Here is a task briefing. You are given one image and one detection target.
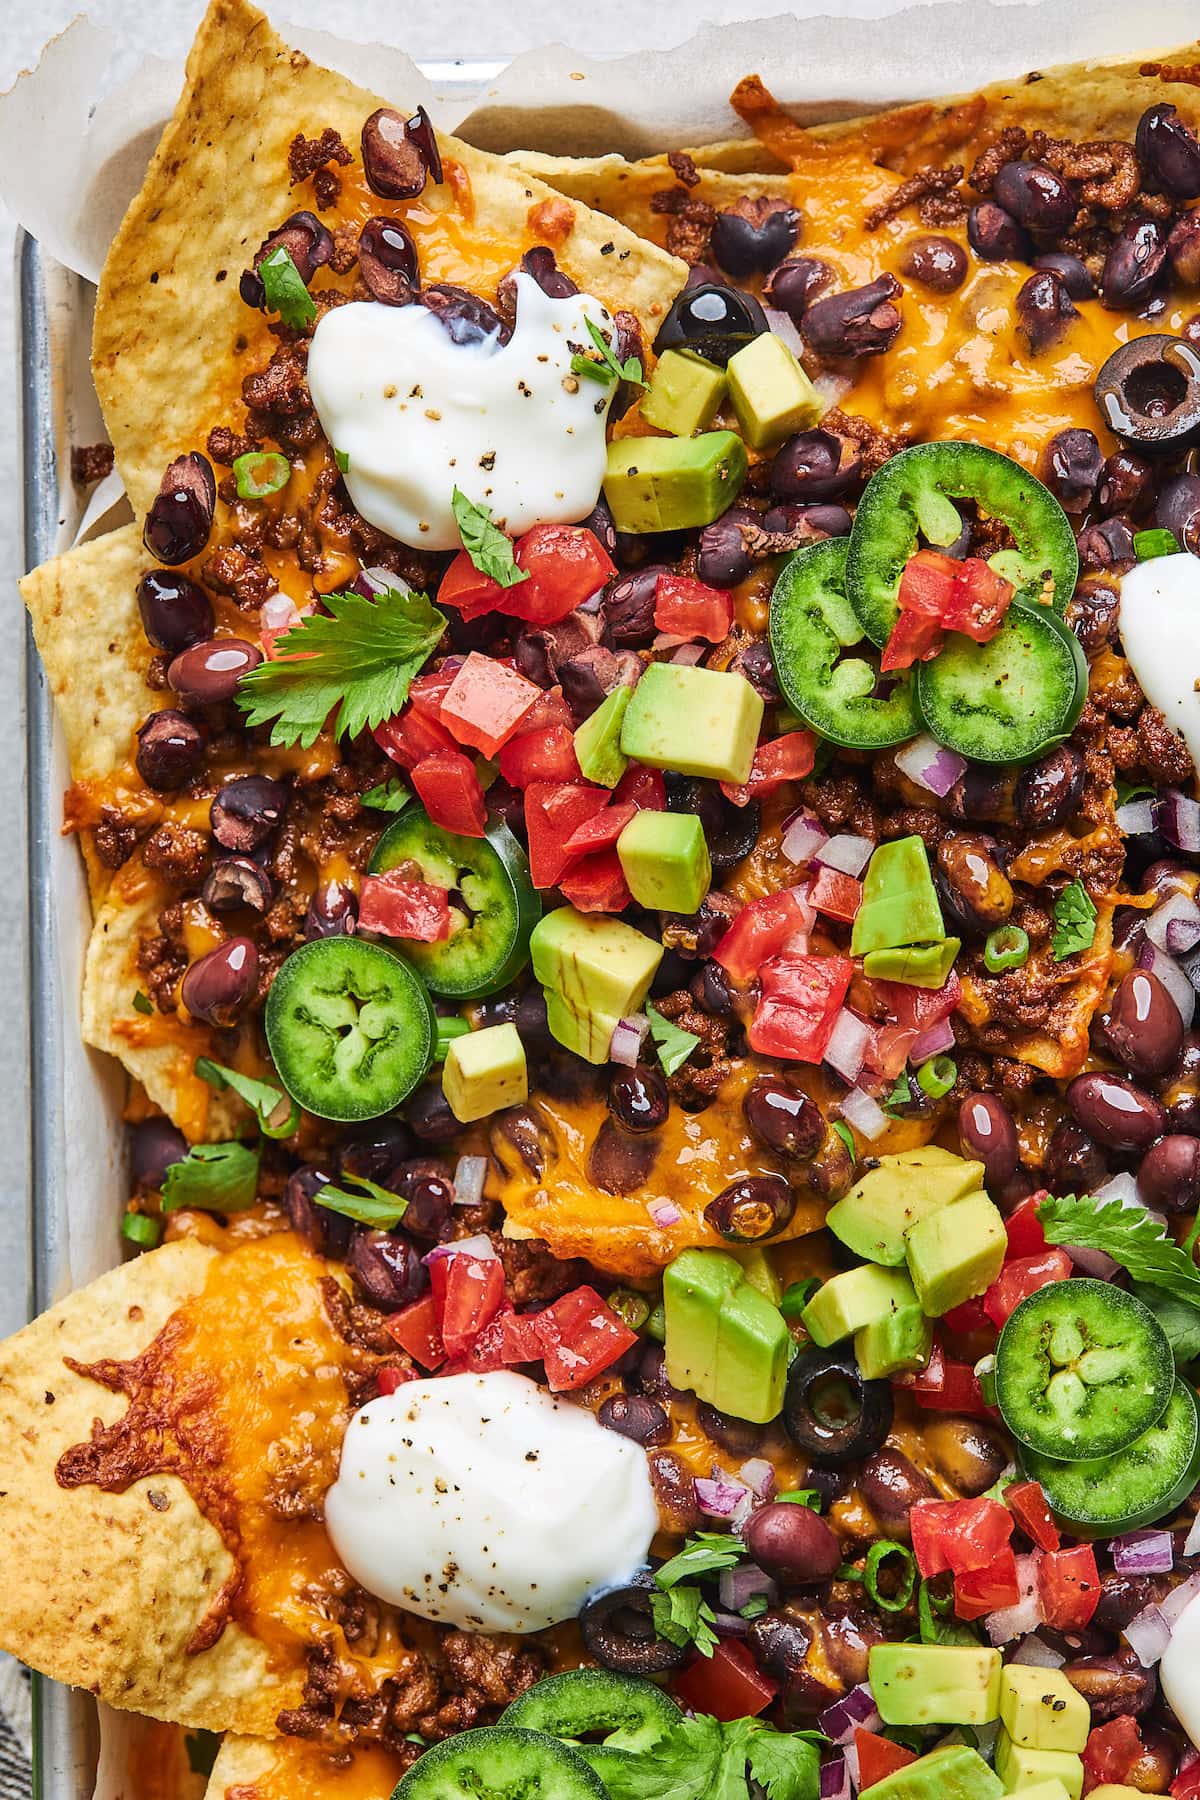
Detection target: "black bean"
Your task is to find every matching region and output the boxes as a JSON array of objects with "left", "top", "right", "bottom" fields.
[
  {"left": 1033, "top": 252, "right": 1095, "bottom": 300},
  {"left": 135, "top": 709, "right": 206, "bottom": 791},
  {"left": 519, "top": 245, "right": 578, "bottom": 299},
  {"left": 607, "top": 1065, "right": 670, "bottom": 1133},
  {"left": 1168, "top": 211, "right": 1200, "bottom": 286},
  {"left": 403, "top": 1080, "right": 460, "bottom": 1143},
  {"left": 705, "top": 1174, "right": 796, "bottom": 1242},
  {"left": 1094, "top": 1569, "right": 1170, "bottom": 1633},
  {"left": 202, "top": 856, "right": 274, "bottom": 915},
  {"left": 1015, "top": 270, "right": 1078, "bottom": 353},
  {"left": 1101, "top": 218, "right": 1168, "bottom": 311},
  {"left": 1066, "top": 578, "right": 1120, "bottom": 657},
  {"left": 967, "top": 201, "right": 1028, "bottom": 262},
  {"left": 743, "top": 1075, "right": 825, "bottom": 1160},
  {"left": 1158, "top": 472, "right": 1200, "bottom": 553},
  {"left": 1013, "top": 746, "right": 1085, "bottom": 831},
  {"left": 1066, "top": 1071, "right": 1166, "bottom": 1152},
  {"left": 129, "top": 1117, "right": 188, "bottom": 1189},
  {"left": 1062, "top": 1651, "right": 1156, "bottom": 1721},
  {"left": 993, "top": 160, "right": 1077, "bottom": 234},
  {"left": 697, "top": 510, "right": 754, "bottom": 588},
  {"left": 209, "top": 774, "right": 287, "bottom": 854},
  {"left": 392, "top": 1160, "right": 455, "bottom": 1242},
  {"left": 732, "top": 641, "right": 779, "bottom": 702},
  {"left": 693, "top": 960, "right": 736, "bottom": 1018},
  {"left": 1045, "top": 1118, "right": 1109, "bottom": 1195},
  {"left": 239, "top": 210, "right": 333, "bottom": 309},
  {"left": 419, "top": 283, "right": 510, "bottom": 348},
  {"left": 763, "top": 257, "right": 834, "bottom": 319},
  {"left": 339, "top": 1118, "right": 415, "bottom": 1189},
  {"left": 695, "top": 1401, "right": 764, "bottom": 1455},
  {"left": 588, "top": 1119, "right": 659, "bottom": 1195},
  {"left": 958, "top": 1092, "right": 1019, "bottom": 1190},
  {"left": 136, "top": 570, "right": 214, "bottom": 654},
  {"left": 1076, "top": 516, "right": 1136, "bottom": 571},
  {"left": 180, "top": 937, "right": 259, "bottom": 1028},
  {"left": 305, "top": 877, "right": 357, "bottom": 939},
  {"left": 923, "top": 1415, "right": 1009, "bottom": 1495},
  {"left": 1136, "top": 104, "right": 1200, "bottom": 199},
  {"left": 361, "top": 107, "right": 435, "bottom": 199},
  {"left": 1098, "top": 449, "right": 1155, "bottom": 518},
  {"left": 801, "top": 275, "right": 902, "bottom": 358},
  {"left": 144, "top": 452, "right": 216, "bottom": 566},
  {"left": 1042, "top": 428, "right": 1104, "bottom": 512},
  {"left": 357, "top": 216, "right": 419, "bottom": 304},
  {"left": 647, "top": 1450, "right": 704, "bottom": 1535},
  {"left": 743, "top": 1502, "right": 841, "bottom": 1584},
  {"left": 168, "top": 637, "right": 263, "bottom": 704},
  {"left": 936, "top": 832, "right": 1013, "bottom": 932},
  {"left": 347, "top": 1228, "right": 427, "bottom": 1309},
  {"left": 747, "top": 1613, "right": 812, "bottom": 1688},
  {"left": 601, "top": 565, "right": 666, "bottom": 648},
  {"left": 598, "top": 1394, "right": 670, "bottom": 1446},
  {"left": 284, "top": 1162, "right": 351, "bottom": 1257},
  {"left": 1137, "top": 1134, "right": 1200, "bottom": 1213},
  {"left": 771, "top": 430, "right": 861, "bottom": 502},
  {"left": 900, "top": 235, "right": 968, "bottom": 292},
  {"left": 711, "top": 203, "right": 801, "bottom": 280},
  {"left": 1103, "top": 969, "right": 1184, "bottom": 1079},
  {"left": 859, "top": 1448, "right": 936, "bottom": 1536}
]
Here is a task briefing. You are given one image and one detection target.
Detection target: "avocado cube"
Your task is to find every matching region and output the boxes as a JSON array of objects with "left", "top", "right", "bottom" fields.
[
  {"left": 442, "top": 1022, "right": 527, "bottom": 1123},
  {"left": 603, "top": 431, "right": 748, "bottom": 534},
  {"left": 641, "top": 349, "right": 728, "bottom": 437},
  {"left": 863, "top": 939, "right": 962, "bottom": 989},
  {"left": 870, "top": 1644, "right": 1002, "bottom": 1727},
  {"left": 732, "top": 1245, "right": 783, "bottom": 1305},
  {"left": 905, "top": 1189, "right": 1007, "bottom": 1317},
  {"left": 855, "top": 1302, "right": 933, "bottom": 1380},
  {"left": 858, "top": 1747, "right": 1003, "bottom": 1800},
  {"left": 825, "top": 1148, "right": 987, "bottom": 1266},
  {"left": 712, "top": 1280, "right": 790, "bottom": 1423},
  {"left": 802, "top": 1264, "right": 920, "bottom": 1347},
  {"left": 663, "top": 1248, "right": 744, "bottom": 1396},
  {"left": 999, "top": 1668, "right": 1090, "bottom": 1753},
  {"left": 617, "top": 809, "right": 711, "bottom": 914},
  {"left": 851, "top": 835, "right": 946, "bottom": 957},
  {"left": 726, "top": 331, "right": 823, "bottom": 449},
  {"left": 620, "top": 662, "right": 764, "bottom": 785},
  {"left": 1084, "top": 1791, "right": 1145, "bottom": 1800},
  {"left": 995, "top": 1734, "right": 1083, "bottom": 1800},
  {"left": 1000, "top": 1786, "right": 1071, "bottom": 1800},
  {"left": 574, "top": 686, "right": 631, "bottom": 788},
  {"left": 531, "top": 907, "right": 663, "bottom": 1066}
]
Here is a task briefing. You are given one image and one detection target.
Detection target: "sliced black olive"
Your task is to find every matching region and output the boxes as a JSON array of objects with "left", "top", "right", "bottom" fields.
[
  {"left": 783, "top": 1345, "right": 894, "bottom": 1467},
  {"left": 1094, "top": 335, "right": 1200, "bottom": 455},
  {"left": 578, "top": 1579, "right": 689, "bottom": 1675},
  {"left": 666, "top": 775, "right": 759, "bottom": 874},
  {"left": 654, "top": 283, "right": 768, "bottom": 367}
]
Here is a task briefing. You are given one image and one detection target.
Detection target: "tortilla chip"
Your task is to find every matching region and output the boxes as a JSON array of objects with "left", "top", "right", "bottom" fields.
[
  {"left": 206, "top": 1735, "right": 406, "bottom": 1800},
  {"left": 506, "top": 149, "right": 792, "bottom": 243},
  {"left": 92, "top": 0, "right": 686, "bottom": 517}
]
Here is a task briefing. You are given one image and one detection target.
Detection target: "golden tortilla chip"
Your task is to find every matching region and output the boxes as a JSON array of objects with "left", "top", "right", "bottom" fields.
[
  {"left": 507, "top": 149, "right": 792, "bottom": 244},
  {"left": 92, "top": 0, "right": 686, "bottom": 517},
  {"left": 206, "top": 1734, "right": 406, "bottom": 1800}
]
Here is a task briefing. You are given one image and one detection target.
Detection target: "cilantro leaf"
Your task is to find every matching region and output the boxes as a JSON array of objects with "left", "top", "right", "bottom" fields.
[
  {"left": 745, "top": 1726, "right": 822, "bottom": 1800},
  {"left": 1115, "top": 778, "right": 1155, "bottom": 809},
  {"left": 361, "top": 777, "right": 410, "bottom": 812},
  {"left": 315, "top": 1173, "right": 409, "bottom": 1228},
  {"left": 570, "top": 314, "right": 647, "bottom": 390},
  {"left": 654, "top": 1530, "right": 742, "bottom": 1588},
  {"left": 1132, "top": 1282, "right": 1200, "bottom": 1365},
  {"left": 258, "top": 246, "right": 316, "bottom": 331},
  {"left": 1051, "top": 879, "right": 1097, "bottom": 961},
  {"left": 334, "top": 448, "right": 350, "bottom": 472},
  {"left": 195, "top": 1056, "right": 299, "bottom": 1138},
  {"left": 598, "top": 1714, "right": 726, "bottom": 1800},
  {"left": 918, "top": 1577, "right": 980, "bottom": 1645},
  {"left": 451, "top": 488, "right": 530, "bottom": 589},
  {"left": 1038, "top": 1191, "right": 1200, "bottom": 1309},
  {"left": 646, "top": 1001, "right": 700, "bottom": 1077},
  {"left": 132, "top": 990, "right": 154, "bottom": 1016},
  {"left": 649, "top": 1584, "right": 719, "bottom": 1657},
  {"left": 161, "top": 1142, "right": 261, "bottom": 1214},
  {"left": 236, "top": 586, "right": 445, "bottom": 749}
]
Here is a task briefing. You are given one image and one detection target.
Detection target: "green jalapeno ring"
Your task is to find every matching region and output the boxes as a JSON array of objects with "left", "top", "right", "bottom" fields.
[{"left": 984, "top": 925, "right": 1031, "bottom": 973}]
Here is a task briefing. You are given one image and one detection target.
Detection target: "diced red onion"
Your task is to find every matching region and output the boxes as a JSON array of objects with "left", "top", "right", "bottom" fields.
[
  {"left": 422, "top": 1234, "right": 497, "bottom": 1265},
  {"left": 739, "top": 1457, "right": 776, "bottom": 1499},
  {"left": 695, "top": 1473, "right": 750, "bottom": 1518},
  {"left": 826, "top": 1009, "right": 873, "bottom": 1084},
  {"left": 782, "top": 810, "right": 829, "bottom": 867},
  {"left": 764, "top": 305, "right": 807, "bottom": 361},
  {"left": 815, "top": 833, "right": 874, "bottom": 878},
  {"left": 1185, "top": 1513, "right": 1200, "bottom": 1558},
  {"left": 709, "top": 1609, "right": 751, "bottom": 1637},
  {"left": 818, "top": 1683, "right": 881, "bottom": 1747},
  {"left": 1147, "top": 893, "right": 1200, "bottom": 956},
  {"left": 577, "top": 586, "right": 605, "bottom": 615},
  {"left": 1116, "top": 798, "right": 1157, "bottom": 837},
  {"left": 894, "top": 732, "right": 968, "bottom": 798},
  {"left": 1156, "top": 789, "right": 1200, "bottom": 855},
  {"left": 261, "top": 592, "right": 300, "bottom": 632},
  {"left": 1138, "top": 940, "right": 1197, "bottom": 1027},
  {"left": 609, "top": 1014, "right": 649, "bottom": 1067},
  {"left": 1092, "top": 1172, "right": 1143, "bottom": 1209},
  {"left": 718, "top": 1562, "right": 779, "bottom": 1612},
  {"left": 843, "top": 1741, "right": 862, "bottom": 1791},
  {"left": 983, "top": 1552, "right": 1042, "bottom": 1645},
  {"left": 647, "top": 1197, "right": 683, "bottom": 1229},
  {"left": 909, "top": 1016, "right": 956, "bottom": 1063},
  {"left": 821, "top": 1754, "right": 851, "bottom": 1800},
  {"left": 653, "top": 630, "right": 694, "bottom": 652},
  {"left": 1125, "top": 1602, "right": 1171, "bottom": 1667},
  {"left": 1010, "top": 1632, "right": 1065, "bottom": 1668},
  {"left": 452, "top": 1155, "right": 488, "bottom": 1209},
  {"left": 839, "top": 1086, "right": 888, "bottom": 1141},
  {"left": 670, "top": 642, "right": 707, "bottom": 666},
  {"left": 813, "top": 371, "right": 853, "bottom": 412},
  {"left": 1112, "top": 1530, "right": 1175, "bottom": 1575},
  {"left": 1064, "top": 1244, "right": 1120, "bottom": 1279},
  {"left": 359, "top": 564, "right": 412, "bottom": 598},
  {"left": 1160, "top": 1570, "right": 1200, "bottom": 1627}
]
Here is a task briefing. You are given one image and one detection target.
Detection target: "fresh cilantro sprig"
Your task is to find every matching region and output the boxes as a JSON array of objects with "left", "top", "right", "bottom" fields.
[
  {"left": 315, "top": 1172, "right": 409, "bottom": 1228},
  {"left": 646, "top": 1001, "right": 700, "bottom": 1077},
  {"left": 361, "top": 777, "right": 410, "bottom": 812},
  {"left": 1038, "top": 1191, "right": 1200, "bottom": 1309},
  {"left": 161, "top": 1142, "right": 261, "bottom": 1214},
  {"left": 1051, "top": 880, "right": 1097, "bottom": 961},
  {"left": 570, "top": 315, "right": 646, "bottom": 390},
  {"left": 195, "top": 1056, "right": 299, "bottom": 1139},
  {"left": 655, "top": 1531, "right": 743, "bottom": 1588},
  {"left": 599, "top": 1711, "right": 822, "bottom": 1800},
  {"left": 650, "top": 1584, "right": 719, "bottom": 1658},
  {"left": 451, "top": 488, "right": 529, "bottom": 589},
  {"left": 258, "top": 246, "right": 316, "bottom": 331},
  {"left": 236, "top": 585, "right": 445, "bottom": 749}
]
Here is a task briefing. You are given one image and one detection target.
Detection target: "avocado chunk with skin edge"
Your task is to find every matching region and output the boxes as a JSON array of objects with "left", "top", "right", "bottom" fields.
[
  {"left": 574, "top": 685, "right": 631, "bottom": 788},
  {"left": 851, "top": 834, "right": 946, "bottom": 957},
  {"left": 802, "top": 1263, "right": 921, "bottom": 1347},
  {"left": 663, "top": 1247, "right": 790, "bottom": 1424}
]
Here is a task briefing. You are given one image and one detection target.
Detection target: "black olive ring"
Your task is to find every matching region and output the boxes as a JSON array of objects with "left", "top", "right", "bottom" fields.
[
  {"left": 782, "top": 1344, "right": 894, "bottom": 1467},
  {"left": 578, "top": 1578, "right": 689, "bottom": 1675}
]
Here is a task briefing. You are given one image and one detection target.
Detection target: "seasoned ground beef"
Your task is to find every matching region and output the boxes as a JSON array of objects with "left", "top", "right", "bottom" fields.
[
  {"left": 865, "top": 164, "right": 964, "bottom": 229},
  {"left": 649, "top": 187, "right": 718, "bottom": 263},
  {"left": 141, "top": 823, "right": 209, "bottom": 884}
]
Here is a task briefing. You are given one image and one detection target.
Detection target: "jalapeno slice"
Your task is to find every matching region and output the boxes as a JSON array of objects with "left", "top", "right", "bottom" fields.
[
  {"left": 768, "top": 537, "right": 921, "bottom": 749},
  {"left": 847, "top": 441, "right": 1078, "bottom": 646},
  {"left": 502, "top": 1670, "right": 683, "bottom": 1752},
  {"left": 368, "top": 805, "right": 540, "bottom": 999},
  {"left": 394, "top": 1726, "right": 607, "bottom": 1800},
  {"left": 996, "top": 1278, "right": 1174, "bottom": 1460},
  {"left": 1024, "top": 1377, "right": 1200, "bottom": 1536},
  {"left": 264, "top": 936, "right": 434, "bottom": 1123},
  {"left": 916, "top": 599, "right": 1087, "bottom": 765}
]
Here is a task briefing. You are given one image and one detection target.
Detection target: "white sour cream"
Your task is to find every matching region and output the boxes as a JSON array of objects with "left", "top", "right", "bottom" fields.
[
  {"left": 1161, "top": 1588, "right": 1200, "bottom": 1745},
  {"left": 1117, "top": 552, "right": 1200, "bottom": 770},
  {"left": 324, "top": 1370, "right": 657, "bottom": 1633},
  {"left": 306, "top": 273, "right": 615, "bottom": 550}
]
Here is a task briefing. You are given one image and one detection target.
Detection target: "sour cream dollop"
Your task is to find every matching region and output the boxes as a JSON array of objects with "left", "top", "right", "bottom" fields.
[
  {"left": 324, "top": 1370, "right": 657, "bottom": 1633},
  {"left": 306, "top": 273, "right": 615, "bottom": 550},
  {"left": 1161, "top": 1587, "right": 1200, "bottom": 1744},
  {"left": 1117, "top": 552, "right": 1200, "bottom": 770}
]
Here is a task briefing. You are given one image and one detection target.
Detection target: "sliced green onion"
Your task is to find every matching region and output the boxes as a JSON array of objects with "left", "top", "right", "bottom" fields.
[
  {"left": 233, "top": 451, "right": 291, "bottom": 500},
  {"left": 315, "top": 1173, "right": 407, "bottom": 1228},
  {"left": 435, "top": 1016, "right": 471, "bottom": 1062},
  {"left": 832, "top": 1120, "right": 856, "bottom": 1161},
  {"left": 132, "top": 990, "right": 154, "bottom": 1016},
  {"left": 608, "top": 1288, "right": 652, "bottom": 1331},
  {"left": 916, "top": 1054, "right": 957, "bottom": 1100},
  {"left": 644, "top": 1300, "right": 667, "bottom": 1343},
  {"left": 780, "top": 1278, "right": 820, "bottom": 1321},
  {"left": 334, "top": 448, "right": 350, "bottom": 473},
  {"left": 122, "top": 1211, "right": 163, "bottom": 1248},
  {"left": 570, "top": 352, "right": 615, "bottom": 387},
  {"left": 777, "top": 1489, "right": 822, "bottom": 1509},
  {"left": 864, "top": 1540, "right": 917, "bottom": 1613},
  {"left": 983, "top": 924, "right": 1030, "bottom": 974},
  {"left": 1134, "top": 527, "right": 1180, "bottom": 562},
  {"left": 976, "top": 1353, "right": 998, "bottom": 1408}
]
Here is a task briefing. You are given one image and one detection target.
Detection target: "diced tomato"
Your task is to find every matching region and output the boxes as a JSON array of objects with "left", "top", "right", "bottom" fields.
[
  {"left": 809, "top": 865, "right": 863, "bottom": 924},
  {"left": 910, "top": 1496, "right": 1014, "bottom": 1578},
  {"left": 1038, "top": 1545, "right": 1100, "bottom": 1632},
  {"left": 562, "top": 801, "right": 638, "bottom": 857},
  {"left": 523, "top": 781, "right": 609, "bottom": 889},
  {"left": 613, "top": 764, "right": 666, "bottom": 811},
  {"left": 359, "top": 871, "right": 452, "bottom": 942},
  {"left": 374, "top": 708, "right": 457, "bottom": 771},
  {"left": 438, "top": 653, "right": 541, "bottom": 756},
  {"left": 383, "top": 1294, "right": 446, "bottom": 1370},
  {"left": 654, "top": 572, "right": 734, "bottom": 643},
  {"left": 462, "top": 1304, "right": 516, "bottom": 1373},
  {"left": 941, "top": 558, "right": 1015, "bottom": 642},
  {"left": 856, "top": 1731, "right": 918, "bottom": 1793},
  {"left": 438, "top": 549, "right": 507, "bottom": 621},
  {"left": 531, "top": 1287, "right": 639, "bottom": 1390},
  {"left": 941, "top": 1298, "right": 991, "bottom": 1336},
  {"left": 982, "top": 1249, "right": 1074, "bottom": 1329},
  {"left": 910, "top": 1350, "right": 990, "bottom": 1418},
  {"left": 496, "top": 1310, "right": 547, "bottom": 1366},
  {"left": 375, "top": 1365, "right": 416, "bottom": 1395},
  {"left": 898, "top": 549, "right": 962, "bottom": 617},
  {"left": 560, "top": 851, "right": 633, "bottom": 914},
  {"left": 499, "top": 724, "right": 581, "bottom": 788},
  {"left": 954, "top": 1545, "right": 1020, "bottom": 1620},
  {"left": 881, "top": 606, "right": 945, "bottom": 672},
  {"left": 408, "top": 665, "right": 460, "bottom": 721},
  {"left": 713, "top": 887, "right": 814, "bottom": 983},
  {"left": 411, "top": 749, "right": 488, "bottom": 838},
  {"left": 504, "top": 525, "right": 615, "bottom": 626},
  {"left": 721, "top": 731, "right": 818, "bottom": 806},
  {"left": 1005, "top": 1481, "right": 1060, "bottom": 1554},
  {"left": 673, "top": 1639, "right": 777, "bottom": 1722},
  {"left": 749, "top": 954, "right": 854, "bottom": 1062},
  {"left": 1172, "top": 1749, "right": 1200, "bottom": 1800},
  {"left": 872, "top": 972, "right": 962, "bottom": 1033},
  {"left": 883, "top": 550, "right": 1014, "bottom": 669},
  {"left": 437, "top": 1254, "right": 507, "bottom": 1359},
  {"left": 1005, "top": 1192, "right": 1050, "bottom": 1259},
  {"left": 1084, "top": 1717, "right": 1144, "bottom": 1794}
]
